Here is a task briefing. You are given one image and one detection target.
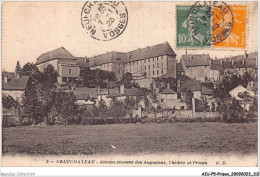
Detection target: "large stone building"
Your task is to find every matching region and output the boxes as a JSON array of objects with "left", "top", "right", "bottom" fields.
[
  {"left": 36, "top": 47, "right": 82, "bottom": 84},
  {"left": 180, "top": 54, "right": 211, "bottom": 82},
  {"left": 36, "top": 42, "right": 177, "bottom": 83},
  {"left": 85, "top": 41, "right": 177, "bottom": 80}
]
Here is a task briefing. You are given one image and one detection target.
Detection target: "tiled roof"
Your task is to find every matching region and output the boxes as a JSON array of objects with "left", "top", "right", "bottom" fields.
[
  {"left": 122, "top": 87, "right": 144, "bottom": 96},
  {"left": 201, "top": 86, "right": 213, "bottom": 95},
  {"left": 74, "top": 87, "right": 98, "bottom": 100},
  {"left": 75, "top": 57, "right": 89, "bottom": 68},
  {"left": 2, "top": 76, "right": 30, "bottom": 90},
  {"left": 74, "top": 87, "right": 110, "bottom": 100},
  {"left": 160, "top": 88, "right": 176, "bottom": 94},
  {"left": 219, "top": 52, "right": 257, "bottom": 69},
  {"left": 36, "top": 47, "right": 76, "bottom": 65},
  {"left": 87, "top": 42, "right": 176, "bottom": 67},
  {"left": 88, "top": 52, "right": 125, "bottom": 67},
  {"left": 125, "top": 42, "right": 176, "bottom": 63},
  {"left": 210, "top": 64, "right": 224, "bottom": 74},
  {"left": 107, "top": 88, "right": 121, "bottom": 98},
  {"left": 180, "top": 80, "right": 201, "bottom": 92},
  {"left": 176, "top": 63, "right": 184, "bottom": 72},
  {"left": 181, "top": 54, "right": 210, "bottom": 67}
]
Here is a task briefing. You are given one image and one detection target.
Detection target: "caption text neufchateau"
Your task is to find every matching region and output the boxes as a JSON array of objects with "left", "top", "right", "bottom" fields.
[{"left": 54, "top": 159, "right": 207, "bottom": 165}]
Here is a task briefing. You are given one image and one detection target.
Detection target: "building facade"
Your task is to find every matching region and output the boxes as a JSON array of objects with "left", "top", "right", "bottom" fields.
[{"left": 36, "top": 47, "right": 80, "bottom": 84}]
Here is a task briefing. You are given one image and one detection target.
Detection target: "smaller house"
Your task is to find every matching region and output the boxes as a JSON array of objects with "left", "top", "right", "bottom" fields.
[
  {"left": 159, "top": 87, "right": 186, "bottom": 110},
  {"left": 2, "top": 75, "right": 30, "bottom": 102},
  {"left": 179, "top": 80, "right": 202, "bottom": 99},
  {"left": 229, "top": 85, "right": 255, "bottom": 111}
]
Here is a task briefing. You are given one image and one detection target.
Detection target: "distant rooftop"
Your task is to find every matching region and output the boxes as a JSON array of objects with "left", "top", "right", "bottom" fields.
[
  {"left": 2, "top": 76, "right": 30, "bottom": 91},
  {"left": 36, "top": 47, "right": 76, "bottom": 65}
]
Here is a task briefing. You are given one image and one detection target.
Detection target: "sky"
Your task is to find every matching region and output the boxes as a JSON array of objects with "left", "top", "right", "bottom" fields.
[{"left": 2, "top": 1, "right": 258, "bottom": 72}]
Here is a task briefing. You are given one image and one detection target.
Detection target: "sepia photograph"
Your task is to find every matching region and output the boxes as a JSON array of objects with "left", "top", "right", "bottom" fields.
[{"left": 0, "top": 0, "right": 258, "bottom": 174}]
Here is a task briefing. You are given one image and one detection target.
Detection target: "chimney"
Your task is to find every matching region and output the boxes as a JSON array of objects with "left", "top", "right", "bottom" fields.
[
  {"left": 242, "top": 59, "right": 245, "bottom": 66},
  {"left": 185, "top": 49, "right": 187, "bottom": 55},
  {"left": 167, "top": 82, "right": 170, "bottom": 88},
  {"left": 106, "top": 52, "right": 108, "bottom": 57},
  {"left": 138, "top": 48, "right": 141, "bottom": 54},
  {"left": 220, "top": 59, "right": 223, "bottom": 66},
  {"left": 84, "top": 56, "right": 88, "bottom": 63},
  {"left": 120, "top": 84, "right": 125, "bottom": 94},
  {"left": 189, "top": 55, "right": 192, "bottom": 61},
  {"left": 224, "top": 56, "right": 227, "bottom": 62},
  {"left": 4, "top": 76, "right": 8, "bottom": 83},
  {"left": 97, "top": 86, "right": 100, "bottom": 93}
]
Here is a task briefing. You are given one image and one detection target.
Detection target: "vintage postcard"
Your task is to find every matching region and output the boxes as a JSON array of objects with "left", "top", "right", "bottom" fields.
[{"left": 1, "top": 0, "right": 258, "bottom": 173}]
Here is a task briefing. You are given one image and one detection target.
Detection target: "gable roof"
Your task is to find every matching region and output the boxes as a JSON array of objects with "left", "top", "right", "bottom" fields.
[
  {"left": 210, "top": 64, "right": 224, "bottom": 74},
  {"left": 88, "top": 52, "right": 126, "bottom": 67},
  {"left": 125, "top": 42, "right": 176, "bottom": 63},
  {"left": 86, "top": 42, "right": 176, "bottom": 67},
  {"left": 181, "top": 54, "right": 210, "bottom": 67},
  {"left": 73, "top": 87, "right": 98, "bottom": 100},
  {"left": 229, "top": 85, "right": 255, "bottom": 100},
  {"left": 2, "top": 76, "right": 30, "bottom": 90},
  {"left": 180, "top": 80, "right": 201, "bottom": 92},
  {"left": 122, "top": 87, "right": 144, "bottom": 96},
  {"left": 36, "top": 47, "right": 75, "bottom": 65},
  {"left": 201, "top": 86, "right": 213, "bottom": 95},
  {"left": 161, "top": 87, "right": 176, "bottom": 94}
]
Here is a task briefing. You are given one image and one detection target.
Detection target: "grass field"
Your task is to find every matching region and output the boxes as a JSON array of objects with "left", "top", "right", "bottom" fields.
[{"left": 2, "top": 123, "right": 258, "bottom": 155}]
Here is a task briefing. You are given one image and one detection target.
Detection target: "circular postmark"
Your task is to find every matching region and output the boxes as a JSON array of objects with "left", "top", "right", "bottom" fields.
[
  {"left": 81, "top": 1, "right": 128, "bottom": 41},
  {"left": 187, "top": 1, "right": 234, "bottom": 45}
]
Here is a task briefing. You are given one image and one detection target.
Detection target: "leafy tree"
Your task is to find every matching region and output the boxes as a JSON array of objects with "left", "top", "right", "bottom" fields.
[
  {"left": 108, "top": 98, "right": 126, "bottom": 118},
  {"left": 21, "top": 86, "right": 45, "bottom": 125},
  {"left": 181, "top": 88, "right": 193, "bottom": 110},
  {"left": 54, "top": 91, "right": 77, "bottom": 125},
  {"left": 93, "top": 99, "right": 108, "bottom": 118},
  {"left": 41, "top": 64, "right": 58, "bottom": 88},
  {"left": 155, "top": 77, "right": 177, "bottom": 92},
  {"left": 20, "top": 62, "right": 42, "bottom": 83},
  {"left": 121, "top": 72, "right": 133, "bottom": 89},
  {"left": 15, "top": 61, "right": 22, "bottom": 77},
  {"left": 80, "top": 68, "right": 116, "bottom": 88},
  {"left": 237, "top": 91, "right": 254, "bottom": 111},
  {"left": 250, "top": 97, "right": 258, "bottom": 113},
  {"left": 219, "top": 97, "right": 244, "bottom": 123}
]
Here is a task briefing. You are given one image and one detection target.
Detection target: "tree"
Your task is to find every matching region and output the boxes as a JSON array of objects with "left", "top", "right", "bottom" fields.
[
  {"left": 250, "top": 97, "right": 258, "bottom": 113},
  {"left": 54, "top": 91, "right": 77, "bottom": 125},
  {"left": 121, "top": 72, "right": 133, "bottom": 89},
  {"left": 80, "top": 68, "right": 116, "bottom": 87},
  {"left": 21, "top": 86, "right": 46, "bottom": 125},
  {"left": 219, "top": 97, "right": 244, "bottom": 123},
  {"left": 93, "top": 99, "right": 108, "bottom": 118},
  {"left": 20, "top": 62, "right": 42, "bottom": 83},
  {"left": 237, "top": 91, "right": 254, "bottom": 111},
  {"left": 42, "top": 64, "right": 58, "bottom": 88},
  {"left": 108, "top": 99, "right": 126, "bottom": 118},
  {"left": 2, "top": 95, "right": 19, "bottom": 126},
  {"left": 182, "top": 88, "right": 193, "bottom": 110},
  {"left": 15, "top": 61, "right": 22, "bottom": 77}
]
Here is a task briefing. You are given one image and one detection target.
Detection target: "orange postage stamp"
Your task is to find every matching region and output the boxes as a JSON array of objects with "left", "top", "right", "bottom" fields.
[{"left": 214, "top": 5, "right": 247, "bottom": 48}]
